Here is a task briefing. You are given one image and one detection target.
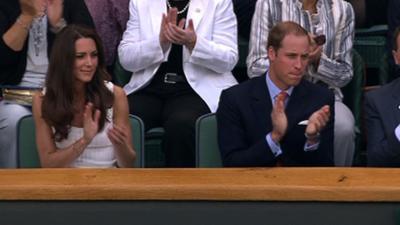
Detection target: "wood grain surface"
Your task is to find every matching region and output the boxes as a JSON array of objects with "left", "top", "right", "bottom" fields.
[{"left": 0, "top": 168, "right": 398, "bottom": 201}]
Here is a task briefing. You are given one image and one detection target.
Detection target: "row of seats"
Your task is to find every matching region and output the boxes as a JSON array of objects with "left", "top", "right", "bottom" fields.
[{"left": 16, "top": 113, "right": 220, "bottom": 168}]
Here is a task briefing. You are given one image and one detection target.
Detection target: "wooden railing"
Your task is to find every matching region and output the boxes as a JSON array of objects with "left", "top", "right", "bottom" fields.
[{"left": 1, "top": 168, "right": 399, "bottom": 201}]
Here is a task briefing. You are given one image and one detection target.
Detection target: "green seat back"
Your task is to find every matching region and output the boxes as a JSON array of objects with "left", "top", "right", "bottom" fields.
[
  {"left": 113, "top": 57, "right": 165, "bottom": 167},
  {"left": 342, "top": 49, "right": 365, "bottom": 131},
  {"left": 353, "top": 25, "right": 389, "bottom": 85},
  {"left": 195, "top": 113, "right": 222, "bottom": 167},
  {"left": 341, "top": 49, "right": 366, "bottom": 165},
  {"left": 129, "top": 115, "right": 145, "bottom": 167},
  {"left": 17, "top": 114, "right": 145, "bottom": 168},
  {"left": 145, "top": 127, "right": 165, "bottom": 168},
  {"left": 113, "top": 57, "right": 132, "bottom": 87},
  {"left": 17, "top": 115, "right": 40, "bottom": 168}
]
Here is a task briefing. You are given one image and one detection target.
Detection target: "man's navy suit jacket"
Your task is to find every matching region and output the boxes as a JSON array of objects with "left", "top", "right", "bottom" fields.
[
  {"left": 217, "top": 75, "right": 335, "bottom": 167},
  {"left": 365, "top": 78, "right": 400, "bottom": 167}
]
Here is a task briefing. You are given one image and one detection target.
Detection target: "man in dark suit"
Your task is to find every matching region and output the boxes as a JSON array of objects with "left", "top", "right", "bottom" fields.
[
  {"left": 365, "top": 27, "right": 400, "bottom": 167},
  {"left": 217, "top": 21, "right": 335, "bottom": 167}
]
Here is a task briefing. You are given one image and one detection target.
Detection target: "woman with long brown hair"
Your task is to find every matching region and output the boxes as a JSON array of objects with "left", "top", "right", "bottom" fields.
[
  {"left": 32, "top": 25, "right": 136, "bottom": 168},
  {"left": 0, "top": 0, "right": 93, "bottom": 168}
]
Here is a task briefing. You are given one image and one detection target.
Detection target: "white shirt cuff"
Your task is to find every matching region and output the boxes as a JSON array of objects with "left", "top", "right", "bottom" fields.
[{"left": 266, "top": 133, "right": 282, "bottom": 157}]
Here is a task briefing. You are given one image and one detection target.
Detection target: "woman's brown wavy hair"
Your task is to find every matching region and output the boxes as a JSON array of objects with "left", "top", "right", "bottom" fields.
[{"left": 42, "top": 25, "right": 114, "bottom": 141}]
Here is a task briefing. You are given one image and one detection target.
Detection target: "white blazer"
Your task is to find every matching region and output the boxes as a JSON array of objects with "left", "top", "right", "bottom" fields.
[{"left": 118, "top": 0, "right": 238, "bottom": 112}]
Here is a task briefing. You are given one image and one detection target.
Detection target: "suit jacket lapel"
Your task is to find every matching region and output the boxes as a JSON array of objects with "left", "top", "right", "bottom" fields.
[
  {"left": 250, "top": 76, "right": 273, "bottom": 134},
  {"left": 149, "top": 1, "right": 167, "bottom": 35},
  {"left": 187, "top": 0, "right": 206, "bottom": 30}
]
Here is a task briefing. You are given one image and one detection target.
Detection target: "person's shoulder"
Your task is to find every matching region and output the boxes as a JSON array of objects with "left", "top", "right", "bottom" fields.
[
  {"left": 210, "top": 0, "right": 235, "bottom": 6},
  {"left": 222, "top": 76, "right": 263, "bottom": 96},
  {"left": 366, "top": 78, "right": 400, "bottom": 100},
  {"left": 329, "top": 0, "right": 350, "bottom": 5},
  {"left": 110, "top": 0, "right": 130, "bottom": 8},
  {"left": 329, "top": 0, "right": 354, "bottom": 12},
  {"left": 212, "top": 0, "right": 229, "bottom": 3},
  {"left": 113, "top": 85, "right": 126, "bottom": 98},
  {"left": 104, "top": 81, "right": 126, "bottom": 97},
  {"left": 128, "top": 0, "right": 140, "bottom": 4},
  {"left": 340, "top": 0, "right": 354, "bottom": 11},
  {"left": 300, "top": 80, "right": 334, "bottom": 99}
]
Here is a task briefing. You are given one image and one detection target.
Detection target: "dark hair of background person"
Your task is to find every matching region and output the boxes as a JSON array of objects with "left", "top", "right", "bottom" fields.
[
  {"left": 42, "top": 25, "right": 114, "bottom": 141},
  {"left": 267, "top": 21, "right": 311, "bottom": 51}
]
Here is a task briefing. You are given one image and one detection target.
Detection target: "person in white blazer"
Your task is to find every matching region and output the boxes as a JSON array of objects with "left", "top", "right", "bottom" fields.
[{"left": 118, "top": 0, "right": 238, "bottom": 167}]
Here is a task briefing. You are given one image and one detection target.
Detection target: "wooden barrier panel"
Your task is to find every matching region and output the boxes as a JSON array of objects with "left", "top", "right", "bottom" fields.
[{"left": 0, "top": 168, "right": 400, "bottom": 201}]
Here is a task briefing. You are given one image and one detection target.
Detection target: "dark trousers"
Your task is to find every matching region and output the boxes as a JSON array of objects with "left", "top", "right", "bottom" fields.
[{"left": 128, "top": 83, "right": 210, "bottom": 167}]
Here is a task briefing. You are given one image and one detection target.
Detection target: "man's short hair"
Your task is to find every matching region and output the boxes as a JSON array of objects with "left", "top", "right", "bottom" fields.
[{"left": 267, "top": 21, "right": 310, "bottom": 51}]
